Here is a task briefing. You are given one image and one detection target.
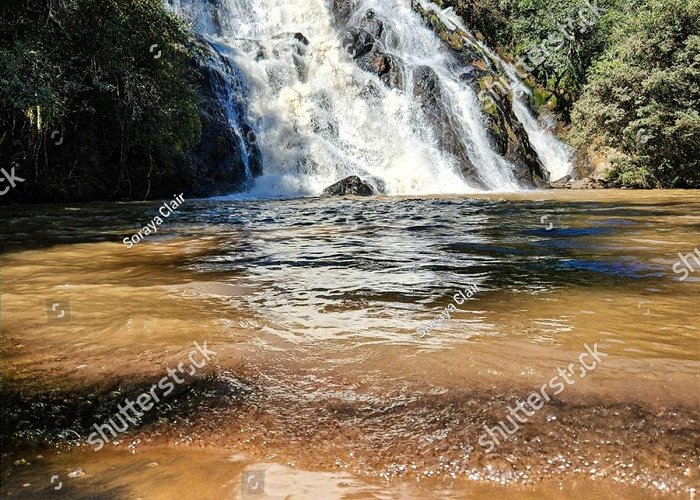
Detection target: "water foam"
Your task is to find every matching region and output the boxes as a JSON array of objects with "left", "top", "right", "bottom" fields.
[{"left": 168, "top": 0, "right": 549, "bottom": 197}]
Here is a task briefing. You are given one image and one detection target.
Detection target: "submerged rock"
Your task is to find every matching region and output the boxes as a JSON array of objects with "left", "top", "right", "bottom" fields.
[{"left": 322, "top": 176, "right": 375, "bottom": 196}]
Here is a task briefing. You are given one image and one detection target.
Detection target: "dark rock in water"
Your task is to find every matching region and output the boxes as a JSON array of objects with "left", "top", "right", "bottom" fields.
[
  {"left": 294, "top": 32, "right": 310, "bottom": 45},
  {"left": 355, "top": 49, "right": 402, "bottom": 88},
  {"left": 272, "top": 32, "right": 310, "bottom": 46},
  {"left": 328, "top": 0, "right": 354, "bottom": 27},
  {"left": 337, "top": 9, "right": 402, "bottom": 88},
  {"left": 458, "top": 67, "right": 484, "bottom": 83},
  {"left": 342, "top": 27, "right": 375, "bottom": 59},
  {"left": 549, "top": 175, "right": 572, "bottom": 188},
  {"left": 322, "top": 176, "right": 375, "bottom": 196}
]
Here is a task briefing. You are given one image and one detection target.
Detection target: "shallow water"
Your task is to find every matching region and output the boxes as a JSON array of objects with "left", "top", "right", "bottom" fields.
[{"left": 1, "top": 190, "right": 699, "bottom": 498}]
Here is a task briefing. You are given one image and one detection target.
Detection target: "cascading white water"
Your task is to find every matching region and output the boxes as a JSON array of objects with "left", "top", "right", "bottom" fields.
[
  {"left": 167, "top": 0, "right": 525, "bottom": 197},
  {"left": 501, "top": 66, "right": 573, "bottom": 182},
  {"left": 421, "top": 1, "right": 573, "bottom": 182}
]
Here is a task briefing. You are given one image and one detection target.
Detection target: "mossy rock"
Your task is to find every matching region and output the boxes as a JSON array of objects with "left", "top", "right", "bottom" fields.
[{"left": 449, "top": 32, "right": 464, "bottom": 49}]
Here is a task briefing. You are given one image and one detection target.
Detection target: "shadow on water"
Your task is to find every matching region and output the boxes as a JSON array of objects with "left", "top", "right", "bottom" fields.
[{"left": 0, "top": 374, "right": 256, "bottom": 452}]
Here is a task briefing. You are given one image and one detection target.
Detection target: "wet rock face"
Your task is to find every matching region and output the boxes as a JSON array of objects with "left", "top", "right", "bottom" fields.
[
  {"left": 338, "top": 9, "right": 403, "bottom": 88},
  {"left": 322, "top": 176, "right": 375, "bottom": 196},
  {"left": 342, "top": 27, "right": 375, "bottom": 59},
  {"left": 482, "top": 88, "right": 549, "bottom": 187},
  {"left": 412, "top": 65, "right": 485, "bottom": 189},
  {"left": 411, "top": 2, "right": 549, "bottom": 188},
  {"left": 329, "top": 1, "right": 548, "bottom": 188},
  {"left": 183, "top": 37, "right": 262, "bottom": 197}
]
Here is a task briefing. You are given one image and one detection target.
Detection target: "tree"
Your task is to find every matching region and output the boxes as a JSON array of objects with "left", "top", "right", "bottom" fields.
[
  {"left": 570, "top": 0, "right": 700, "bottom": 187},
  {"left": 0, "top": 0, "right": 202, "bottom": 201}
]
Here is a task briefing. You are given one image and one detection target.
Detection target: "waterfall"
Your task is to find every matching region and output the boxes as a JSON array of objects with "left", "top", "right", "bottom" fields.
[
  {"left": 420, "top": 1, "right": 573, "bottom": 182},
  {"left": 166, "top": 0, "right": 564, "bottom": 197},
  {"left": 502, "top": 66, "right": 573, "bottom": 182}
]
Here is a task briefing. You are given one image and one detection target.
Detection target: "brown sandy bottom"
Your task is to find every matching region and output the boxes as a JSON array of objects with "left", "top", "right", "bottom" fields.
[{"left": 1, "top": 353, "right": 698, "bottom": 499}]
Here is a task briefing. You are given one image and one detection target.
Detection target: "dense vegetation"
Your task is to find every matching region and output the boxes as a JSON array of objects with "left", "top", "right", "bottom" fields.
[
  {"left": 0, "top": 0, "right": 201, "bottom": 202},
  {"left": 442, "top": 0, "right": 700, "bottom": 187},
  {"left": 2, "top": 0, "right": 698, "bottom": 199},
  {"left": 571, "top": 0, "right": 700, "bottom": 187}
]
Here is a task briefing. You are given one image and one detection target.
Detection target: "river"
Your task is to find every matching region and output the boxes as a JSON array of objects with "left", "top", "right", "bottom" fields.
[{"left": 1, "top": 190, "right": 698, "bottom": 498}]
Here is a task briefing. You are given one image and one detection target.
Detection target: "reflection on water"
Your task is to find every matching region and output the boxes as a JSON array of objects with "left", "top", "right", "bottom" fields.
[{"left": 1, "top": 190, "right": 699, "bottom": 498}]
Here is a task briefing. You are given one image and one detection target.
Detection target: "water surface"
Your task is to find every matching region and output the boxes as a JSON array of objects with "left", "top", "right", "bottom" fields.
[{"left": 1, "top": 190, "right": 698, "bottom": 498}]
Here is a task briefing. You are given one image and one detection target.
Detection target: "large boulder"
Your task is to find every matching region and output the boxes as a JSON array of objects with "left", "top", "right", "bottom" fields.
[
  {"left": 339, "top": 10, "right": 403, "bottom": 88},
  {"left": 322, "top": 176, "right": 375, "bottom": 196}
]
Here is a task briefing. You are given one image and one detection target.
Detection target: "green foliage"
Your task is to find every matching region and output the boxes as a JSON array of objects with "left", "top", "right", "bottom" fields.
[
  {"left": 571, "top": 0, "right": 700, "bottom": 187},
  {"left": 0, "top": 0, "right": 202, "bottom": 201},
  {"left": 445, "top": 0, "right": 631, "bottom": 117},
  {"left": 443, "top": 0, "right": 699, "bottom": 187}
]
